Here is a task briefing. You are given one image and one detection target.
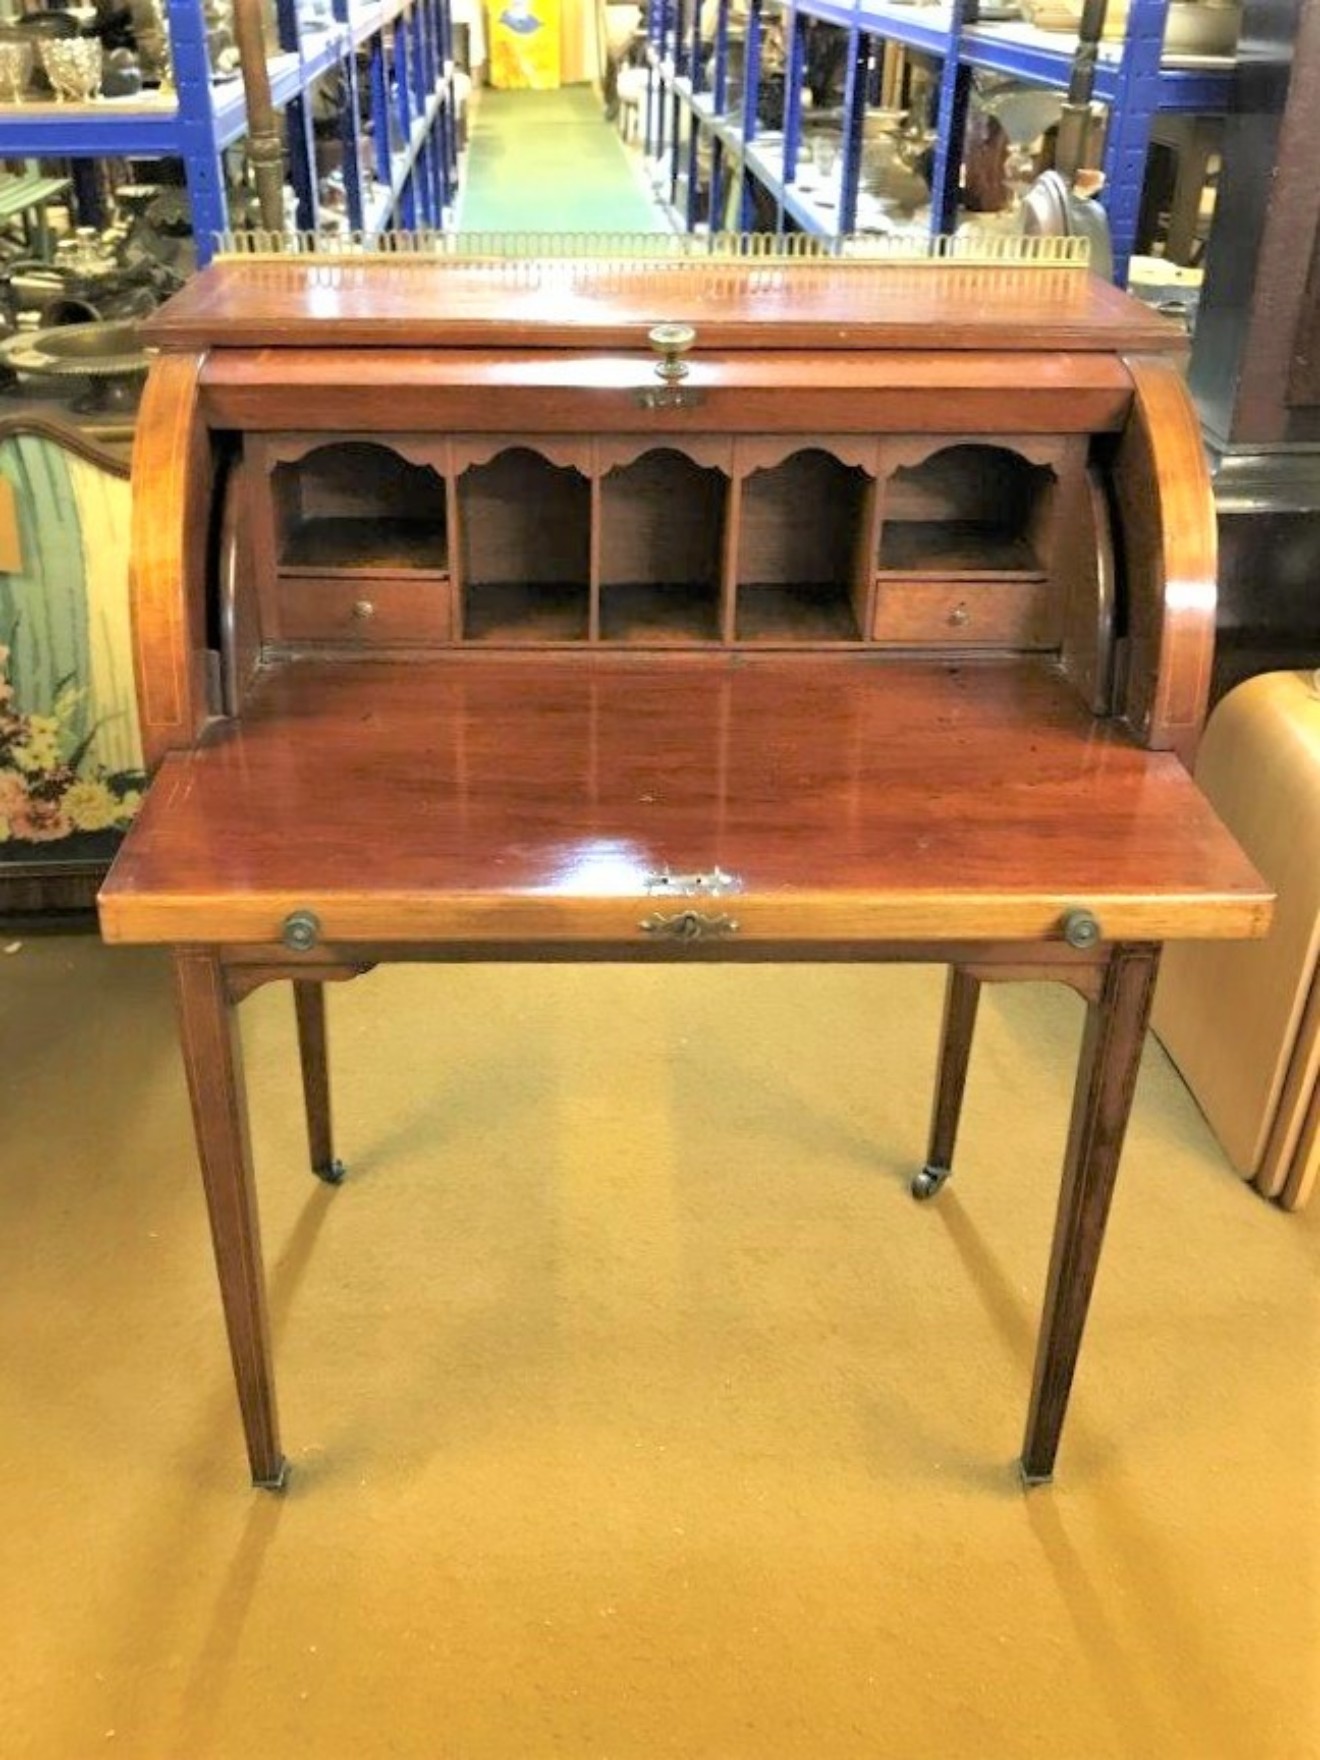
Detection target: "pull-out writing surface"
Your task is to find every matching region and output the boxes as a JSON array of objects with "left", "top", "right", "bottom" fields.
[{"left": 99, "top": 657, "right": 1270, "bottom": 949}]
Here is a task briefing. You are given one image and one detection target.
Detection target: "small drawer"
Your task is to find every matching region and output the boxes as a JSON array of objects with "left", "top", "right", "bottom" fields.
[
  {"left": 275, "top": 574, "right": 453, "bottom": 645},
  {"left": 871, "top": 579, "right": 1059, "bottom": 649}
]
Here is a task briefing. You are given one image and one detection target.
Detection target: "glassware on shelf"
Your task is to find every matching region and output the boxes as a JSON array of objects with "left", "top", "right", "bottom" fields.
[
  {"left": 811, "top": 134, "right": 838, "bottom": 177},
  {"left": 0, "top": 40, "right": 33, "bottom": 103},
  {"left": 41, "top": 37, "right": 104, "bottom": 102}
]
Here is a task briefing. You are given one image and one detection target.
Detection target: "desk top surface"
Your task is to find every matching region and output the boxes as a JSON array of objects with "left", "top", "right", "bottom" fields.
[
  {"left": 143, "top": 259, "right": 1179, "bottom": 355},
  {"left": 99, "top": 657, "right": 1271, "bottom": 948}
]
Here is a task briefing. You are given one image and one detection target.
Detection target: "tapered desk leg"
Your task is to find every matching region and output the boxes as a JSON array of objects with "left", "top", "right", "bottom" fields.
[
  {"left": 1021, "top": 944, "right": 1160, "bottom": 1486},
  {"left": 912, "top": 966, "right": 982, "bottom": 1199},
  {"left": 293, "top": 981, "right": 345, "bottom": 1184},
  {"left": 174, "top": 950, "right": 287, "bottom": 1490}
]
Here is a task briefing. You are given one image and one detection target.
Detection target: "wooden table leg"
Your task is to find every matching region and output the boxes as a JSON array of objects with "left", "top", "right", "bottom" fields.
[
  {"left": 293, "top": 981, "right": 345, "bottom": 1184},
  {"left": 1021, "top": 943, "right": 1160, "bottom": 1486},
  {"left": 174, "top": 950, "right": 287, "bottom": 1490},
  {"left": 912, "top": 966, "right": 982, "bottom": 1199}
]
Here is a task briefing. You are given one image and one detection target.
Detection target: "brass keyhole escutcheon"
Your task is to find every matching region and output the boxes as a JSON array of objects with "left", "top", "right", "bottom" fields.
[
  {"left": 281, "top": 909, "right": 322, "bottom": 953},
  {"left": 639, "top": 908, "right": 740, "bottom": 941},
  {"left": 648, "top": 322, "right": 697, "bottom": 383}
]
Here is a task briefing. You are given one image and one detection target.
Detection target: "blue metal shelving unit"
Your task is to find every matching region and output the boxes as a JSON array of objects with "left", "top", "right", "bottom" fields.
[
  {"left": 0, "top": 0, "right": 459, "bottom": 264},
  {"left": 646, "top": 0, "right": 1236, "bottom": 281}
]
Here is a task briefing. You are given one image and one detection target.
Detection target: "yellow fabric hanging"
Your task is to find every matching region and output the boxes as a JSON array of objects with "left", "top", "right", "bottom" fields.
[{"left": 489, "top": 0, "right": 560, "bottom": 88}]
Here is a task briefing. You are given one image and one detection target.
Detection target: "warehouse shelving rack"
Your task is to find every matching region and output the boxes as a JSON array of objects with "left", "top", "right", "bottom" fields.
[
  {"left": 644, "top": 0, "right": 1236, "bottom": 281},
  {"left": 0, "top": 0, "right": 459, "bottom": 264}
]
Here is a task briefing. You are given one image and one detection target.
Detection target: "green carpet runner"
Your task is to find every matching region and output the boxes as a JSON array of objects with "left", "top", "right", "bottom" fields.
[{"left": 458, "top": 86, "right": 666, "bottom": 234}]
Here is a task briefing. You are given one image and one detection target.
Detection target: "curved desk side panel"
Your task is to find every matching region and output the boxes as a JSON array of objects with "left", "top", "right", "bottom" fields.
[
  {"left": 1113, "top": 355, "right": 1218, "bottom": 764},
  {"left": 130, "top": 351, "right": 215, "bottom": 770}
]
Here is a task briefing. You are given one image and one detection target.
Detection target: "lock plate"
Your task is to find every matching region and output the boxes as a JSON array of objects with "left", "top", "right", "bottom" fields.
[
  {"left": 639, "top": 909, "right": 740, "bottom": 941},
  {"left": 643, "top": 867, "right": 741, "bottom": 898}
]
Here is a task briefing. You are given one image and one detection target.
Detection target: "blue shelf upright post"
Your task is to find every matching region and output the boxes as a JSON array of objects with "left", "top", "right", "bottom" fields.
[
  {"left": 393, "top": 15, "right": 418, "bottom": 227},
  {"left": 168, "top": 0, "right": 229, "bottom": 261},
  {"left": 425, "top": 0, "right": 448, "bottom": 217},
  {"left": 275, "top": 0, "right": 319, "bottom": 232},
  {"left": 407, "top": 1, "right": 434, "bottom": 223},
  {"left": 645, "top": 0, "right": 671, "bottom": 165},
  {"left": 449, "top": 0, "right": 462, "bottom": 206},
  {"left": 369, "top": 32, "right": 392, "bottom": 217},
  {"left": 335, "top": 0, "right": 366, "bottom": 230},
  {"left": 441, "top": 0, "right": 459, "bottom": 213},
  {"left": 837, "top": 23, "right": 866, "bottom": 236},
  {"left": 670, "top": 0, "right": 688, "bottom": 208},
  {"left": 780, "top": 2, "right": 808, "bottom": 228},
  {"left": 644, "top": 0, "right": 658, "bottom": 160},
  {"left": 927, "top": 0, "right": 972, "bottom": 237},
  {"left": 684, "top": 0, "right": 705, "bottom": 228},
  {"left": 739, "top": 0, "right": 763, "bottom": 230},
  {"left": 1100, "top": 0, "right": 1171, "bottom": 282},
  {"left": 708, "top": 0, "right": 733, "bottom": 230}
]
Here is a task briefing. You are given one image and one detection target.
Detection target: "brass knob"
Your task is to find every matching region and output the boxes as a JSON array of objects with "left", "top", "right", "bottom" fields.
[
  {"left": 1061, "top": 908, "right": 1102, "bottom": 950},
  {"left": 948, "top": 603, "right": 970, "bottom": 628},
  {"left": 351, "top": 599, "right": 375, "bottom": 621},
  {"left": 281, "top": 909, "right": 321, "bottom": 953},
  {"left": 648, "top": 322, "right": 696, "bottom": 384}
]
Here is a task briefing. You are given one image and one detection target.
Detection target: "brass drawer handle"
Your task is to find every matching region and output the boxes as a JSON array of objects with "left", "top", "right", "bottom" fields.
[
  {"left": 351, "top": 599, "right": 375, "bottom": 621},
  {"left": 640, "top": 909, "right": 740, "bottom": 941}
]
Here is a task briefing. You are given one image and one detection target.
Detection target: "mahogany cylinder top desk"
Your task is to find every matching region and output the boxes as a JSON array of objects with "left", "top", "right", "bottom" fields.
[{"left": 98, "top": 240, "right": 1274, "bottom": 1490}]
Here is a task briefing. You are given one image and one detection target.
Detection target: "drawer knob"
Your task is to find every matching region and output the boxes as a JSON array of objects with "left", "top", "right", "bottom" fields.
[
  {"left": 1061, "top": 908, "right": 1102, "bottom": 950},
  {"left": 948, "top": 603, "right": 970, "bottom": 628},
  {"left": 351, "top": 599, "right": 375, "bottom": 621},
  {"left": 281, "top": 909, "right": 322, "bottom": 953},
  {"left": 649, "top": 322, "right": 697, "bottom": 383}
]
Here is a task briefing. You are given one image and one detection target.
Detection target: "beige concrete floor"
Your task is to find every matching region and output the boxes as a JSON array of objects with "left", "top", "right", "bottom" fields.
[{"left": 1, "top": 935, "right": 1317, "bottom": 1759}]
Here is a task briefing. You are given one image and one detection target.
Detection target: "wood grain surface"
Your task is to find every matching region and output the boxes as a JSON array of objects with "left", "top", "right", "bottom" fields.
[
  {"left": 1113, "top": 354, "right": 1219, "bottom": 763},
  {"left": 200, "top": 349, "right": 1138, "bottom": 435},
  {"left": 147, "top": 260, "right": 1183, "bottom": 353},
  {"left": 99, "top": 655, "right": 1271, "bottom": 948},
  {"left": 128, "top": 351, "right": 215, "bottom": 768}
]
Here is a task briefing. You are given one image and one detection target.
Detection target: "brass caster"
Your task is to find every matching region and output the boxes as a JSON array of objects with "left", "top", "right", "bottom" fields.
[{"left": 911, "top": 1163, "right": 952, "bottom": 1201}]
